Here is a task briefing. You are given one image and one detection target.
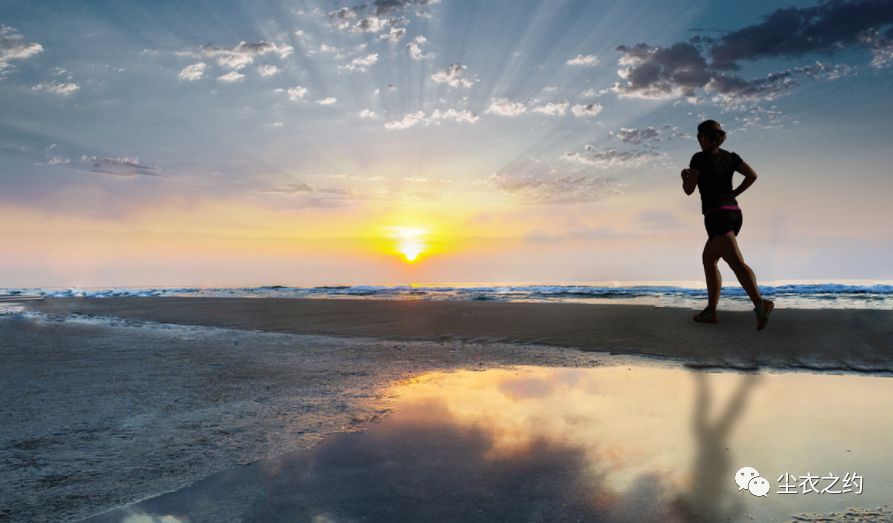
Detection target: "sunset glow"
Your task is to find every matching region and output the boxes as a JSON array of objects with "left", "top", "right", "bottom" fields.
[{"left": 1, "top": 0, "right": 892, "bottom": 286}]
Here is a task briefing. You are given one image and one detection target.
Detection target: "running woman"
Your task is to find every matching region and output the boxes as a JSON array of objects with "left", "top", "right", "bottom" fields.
[{"left": 681, "top": 120, "right": 774, "bottom": 330}]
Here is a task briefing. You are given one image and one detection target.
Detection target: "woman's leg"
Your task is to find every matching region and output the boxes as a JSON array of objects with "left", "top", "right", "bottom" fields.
[
  {"left": 712, "top": 232, "right": 762, "bottom": 307},
  {"left": 702, "top": 237, "right": 722, "bottom": 310}
]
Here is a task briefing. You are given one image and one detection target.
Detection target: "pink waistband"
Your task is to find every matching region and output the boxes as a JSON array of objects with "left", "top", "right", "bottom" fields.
[{"left": 704, "top": 205, "right": 741, "bottom": 216}]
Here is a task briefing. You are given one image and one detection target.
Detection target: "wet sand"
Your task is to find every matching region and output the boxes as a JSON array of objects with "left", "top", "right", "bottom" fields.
[
  {"left": 0, "top": 312, "right": 606, "bottom": 523},
  {"left": 84, "top": 366, "right": 893, "bottom": 523},
  {"left": 28, "top": 297, "right": 893, "bottom": 372}
]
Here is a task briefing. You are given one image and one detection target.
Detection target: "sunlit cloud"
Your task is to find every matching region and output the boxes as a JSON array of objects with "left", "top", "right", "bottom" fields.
[
  {"left": 532, "top": 100, "right": 569, "bottom": 116},
  {"left": 217, "top": 71, "right": 244, "bottom": 83},
  {"left": 177, "top": 63, "right": 207, "bottom": 81},
  {"left": 406, "top": 35, "right": 434, "bottom": 60},
  {"left": 339, "top": 53, "right": 379, "bottom": 72},
  {"left": 486, "top": 98, "right": 527, "bottom": 117},
  {"left": 567, "top": 54, "right": 599, "bottom": 66},
  {"left": 31, "top": 81, "right": 79, "bottom": 95},
  {"left": 286, "top": 86, "right": 307, "bottom": 101},
  {"left": 257, "top": 64, "right": 280, "bottom": 77},
  {"left": 860, "top": 29, "right": 893, "bottom": 68},
  {"left": 431, "top": 63, "right": 477, "bottom": 88},
  {"left": 384, "top": 108, "right": 479, "bottom": 130},
  {"left": 570, "top": 103, "right": 602, "bottom": 118},
  {"left": 0, "top": 25, "right": 43, "bottom": 72},
  {"left": 316, "top": 97, "right": 337, "bottom": 105},
  {"left": 380, "top": 27, "right": 407, "bottom": 44},
  {"left": 358, "top": 109, "right": 378, "bottom": 119},
  {"left": 182, "top": 41, "right": 293, "bottom": 71}
]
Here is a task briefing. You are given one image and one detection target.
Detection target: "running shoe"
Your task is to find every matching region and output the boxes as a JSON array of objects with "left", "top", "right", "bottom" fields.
[
  {"left": 693, "top": 307, "right": 718, "bottom": 324},
  {"left": 755, "top": 299, "right": 775, "bottom": 331}
]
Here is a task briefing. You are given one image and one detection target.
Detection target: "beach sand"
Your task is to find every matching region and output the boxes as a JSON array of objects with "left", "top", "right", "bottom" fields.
[
  {"left": 27, "top": 297, "right": 893, "bottom": 372},
  {"left": 1, "top": 309, "right": 606, "bottom": 523},
  {"left": 5, "top": 298, "right": 893, "bottom": 522}
]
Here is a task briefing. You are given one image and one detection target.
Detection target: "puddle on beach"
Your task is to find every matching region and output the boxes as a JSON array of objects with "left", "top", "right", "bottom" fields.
[{"left": 84, "top": 364, "right": 893, "bottom": 523}]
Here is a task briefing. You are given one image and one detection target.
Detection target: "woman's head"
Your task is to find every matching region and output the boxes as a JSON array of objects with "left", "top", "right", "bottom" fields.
[{"left": 697, "top": 119, "right": 726, "bottom": 150}]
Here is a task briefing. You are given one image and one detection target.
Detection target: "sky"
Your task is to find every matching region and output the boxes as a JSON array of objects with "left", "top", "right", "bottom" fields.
[{"left": 2, "top": 0, "right": 893, "bottom": 287}]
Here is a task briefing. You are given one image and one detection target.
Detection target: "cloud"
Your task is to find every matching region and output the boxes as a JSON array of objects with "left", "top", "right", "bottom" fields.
[
  {"left": 611, "top": 42, "right": 851, "bottom": 103},
  {"left": 606, "top": 125, "right": 688, "bottom": 147},
  {"left": 571, "top": 103, "right": 603, "bottom": 118},
  {"left": 485, "top": 98, "right": 527, "bottom": 117},
  {"left": 567, "top": 54, "right": 599, "bottom": 66},
  {"left": 371, "top": 0, "right": 441, "bottom": 15},
  {"left": 286, "top": 86, "right": 307, "bottom": 101},
  {"left": 609, "top": 127, "right": 660, "bottom": 144},
  {"left": 217, "top": 71, "right": 244, "bottom": 82},
  {"left": 381, "top": 27, "right": 407, "bottom": 44},
  {"left": 407, "top": 35, "right": 434, "bottom": 60},
  {"left": 384, "top": 110, "right": 426, "bottom": 130},
  {"left": 612, "top": 42, "right": 712, "bottom": 100},
  {"left": 34, "top": 155, "right": 71, "bottom": 166},
  {"left": 384, "top": 108, "right": 478, "bottom": 130},
  {"left": 612, "top": 1, "right": 893, "bottom": 103},
  {"left": 261, "top": 182, "right": 357, "bottom": 208},
  {"left": 707, "top": 0, "right": 893, "bottom": 70},
  {"left": 859, "top": 28, "right": 893, "bottom": 68},
  {"left": 328, "top": 7, "right": 358, "bottom": 30},
  {"left": 431, "top": 63, "right": 477, "bottom": 88},
  {"left": 532, "top": 100, "right": 569, "bottom": 116},
  {"left": 31, "top": 81, "right": 80, "bottom": 95},
  {"left": 562, "top": 145, "right": 662, "bottom": 168},
  {"left": 257, "top": 65, "right": 280, "bottom": 77},
  {"left": 353, "top": 16, "right": 393, "bottom": 33},
  {"left": 318, "top": 43, "right": 344, "bottom": 56},
  {"left": 80, "top": 155, "right": 159, "bottom": 177},
  {"left": 0, "top": 25, "right": 43, "bottom": 72},
  {"left": 358, "top": 109, "right": 378, "bottom": 119},
  {"left": 339, "top": 53, "right": 379, "bottom": 72},
  {"left": 177, "top": 63, "right": 207, "bottom": 81},
  {"left": 316, "top": 97, "right": 337, "bottom": 105},
  {"left": 490, "top": 166, "right": 619, "bottom": 204},
  {"left": 581, "top": 87, "right": 611, "bottom": 98},
  {"left": 329, "top": 0, "right": 440, "bottom": 30},
  {"left": 328, "top": 3, "right": 415, "bottom": 35},
  {"left": 430, "top": 108, "right": 478, "bottom": 124},
  {"left": 182, "top": 41, "right": 293, "bottom": 71}
]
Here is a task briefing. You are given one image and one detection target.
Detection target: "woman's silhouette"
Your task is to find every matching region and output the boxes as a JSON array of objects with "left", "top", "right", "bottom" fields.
[{"left": 681, "top": 120, "right": 774, "bottom": 330}]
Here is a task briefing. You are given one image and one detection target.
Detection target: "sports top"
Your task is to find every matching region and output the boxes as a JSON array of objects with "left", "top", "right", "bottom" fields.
[{"left": 689, "top": 148, "right": 743, "bottom": 215}]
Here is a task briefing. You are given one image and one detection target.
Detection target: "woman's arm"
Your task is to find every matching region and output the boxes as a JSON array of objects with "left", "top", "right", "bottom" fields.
[
  {"left": 681, "top": 168, "right": 699, "bottom": 195},
  {"left": 732, "top": 160, "right": 758, "bottom": 197}
]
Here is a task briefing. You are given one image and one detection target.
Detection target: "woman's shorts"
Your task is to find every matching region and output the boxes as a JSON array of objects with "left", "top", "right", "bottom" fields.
[{"left": 704, "top": 210, "right": 743, "bottom": 239}]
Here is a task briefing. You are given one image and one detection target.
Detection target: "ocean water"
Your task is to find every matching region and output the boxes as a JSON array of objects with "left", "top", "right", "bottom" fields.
[{"left": 2, "top": 281, "right": 893, "bottom": 310}]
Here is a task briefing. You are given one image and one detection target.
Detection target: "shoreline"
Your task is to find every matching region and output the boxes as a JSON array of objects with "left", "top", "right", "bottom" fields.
[{"left": 26, "top": 297, "right": 893, "bottom": 374}]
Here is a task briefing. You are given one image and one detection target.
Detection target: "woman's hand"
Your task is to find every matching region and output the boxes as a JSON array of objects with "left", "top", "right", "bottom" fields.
[{"left": 682, "top": 168, "right": 699, "bottom": 195}]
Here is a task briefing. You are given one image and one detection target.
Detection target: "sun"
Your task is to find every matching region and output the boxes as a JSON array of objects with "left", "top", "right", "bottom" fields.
[{"left": 388, "top": 226, "right": 428, "bottom": 263}]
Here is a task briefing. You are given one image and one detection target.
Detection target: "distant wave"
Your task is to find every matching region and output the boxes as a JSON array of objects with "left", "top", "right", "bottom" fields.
[{"left": 2, "top": 283, "right": 892, "bottom": 309}]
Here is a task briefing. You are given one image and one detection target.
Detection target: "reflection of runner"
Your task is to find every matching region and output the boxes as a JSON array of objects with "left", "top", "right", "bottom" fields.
[
  {"left": 681, "top": 120, "right": 774, "bottom": 330},
  {"left": 673, "top": 372, "right": 760, "bottom": 522}
]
